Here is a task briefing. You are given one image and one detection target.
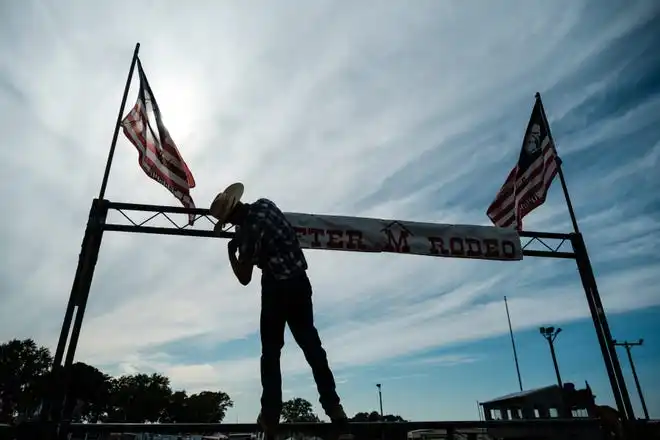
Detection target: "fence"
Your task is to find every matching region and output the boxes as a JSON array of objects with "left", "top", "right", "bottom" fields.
[{"left": 0, "top": 419, "right": 608, "bottom": 440}]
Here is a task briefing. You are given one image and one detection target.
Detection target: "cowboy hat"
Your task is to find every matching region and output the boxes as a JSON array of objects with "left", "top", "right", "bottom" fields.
[{"left": 210, "top": 182, "right": 244, "bottom": 225}]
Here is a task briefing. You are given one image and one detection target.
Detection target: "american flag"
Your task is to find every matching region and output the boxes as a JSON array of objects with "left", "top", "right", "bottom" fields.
[
  {"left": 487, "top": 97, "right": 558, "bottom": 230},
  {"left": 121, "top": 59, "right": 197, "bottom": 225}
]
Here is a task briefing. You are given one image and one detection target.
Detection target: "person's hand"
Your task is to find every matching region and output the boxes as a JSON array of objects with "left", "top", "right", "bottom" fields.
[{"left": 214, "top": 221, "right": 224, "bottom": 235}]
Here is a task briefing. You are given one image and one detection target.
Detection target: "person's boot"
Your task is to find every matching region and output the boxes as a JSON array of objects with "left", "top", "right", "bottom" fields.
[
  {"left": 257, "top": 411, "right": 278, "bottom": 437},
  {"left": 327, "top": 405, "right": 354, "bottom": 439}
]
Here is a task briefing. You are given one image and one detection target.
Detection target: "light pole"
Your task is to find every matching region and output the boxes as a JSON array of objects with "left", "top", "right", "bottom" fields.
[
  {"left": 539, "top": 326, "right": 563, "bottom": 388},
  {"left": 613, "top": 339, "right": 649, "bottom": 420},
  {"left": 376, "top": 383, "right": 384, "bottom": 420}
]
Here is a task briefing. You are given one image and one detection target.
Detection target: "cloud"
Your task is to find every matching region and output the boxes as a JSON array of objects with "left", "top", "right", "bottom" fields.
[
  {"left": 1, "top": 0, "right": 659, "bottom": 421},
  {"left": 396, "top": 354, "right": 482, "bottom": 368}
]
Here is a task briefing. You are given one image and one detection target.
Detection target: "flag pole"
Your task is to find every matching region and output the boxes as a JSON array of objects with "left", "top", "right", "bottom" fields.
[
  {"left": 534, "top": 92, "right": 635, "bottom": 421},
  {"left": 98, "top": 42, "right": 141, "bottom": 200},
  {"left": 534, "top": 92, "right": 579, "bottom": 233},
  {"left": 504, "top": 296, "right": 523, "bottom": 392}
]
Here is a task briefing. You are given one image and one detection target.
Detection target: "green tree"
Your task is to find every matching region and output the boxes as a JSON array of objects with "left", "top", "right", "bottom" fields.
[
  {"left": 367, "top": 411, "right": 380, "bottom": 422},
  {"left": 351, "top": 412, "right": 371, "bottom": 422},
  {"left": 383, "top": 414, "right": 406, "bottom": 422},
  {"left": 281, "top": 397, "right": 320, "bottom": 423},
  {"left": 351, "top": 411, "right": 406, "bottom": 422},
  {"left": 185, "top": 391, "right": 233, "bottom": 422},
  {"left": 162, "top": 390, "right": 189, "bottom": 422},
  {"left": 107, "top": 373, "right": 172, "bottom": 422},
  {"left": 0, "top": 338, "right": 235, "bottom": 425},
  {"left": 30, "top": 361, "right": 113, "bottom": 423},
  {"left": 67, "top": 362, "right": 112, "bottom": 422},
  {"left": 161, "top": 390, "right": 233, "bottom": 422},
  {"left": 0, "top": 339, "right": 52, "bottom": 421}
]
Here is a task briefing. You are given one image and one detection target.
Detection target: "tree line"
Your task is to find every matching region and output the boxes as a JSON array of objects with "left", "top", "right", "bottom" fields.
[
  {"left": 279, "top": 398, "right": 406, "bottom": 424},
  {"left": 0, "top": 339, "right": 233, "bottom": 423},
  {"left": 0, "top": 339, "right": 405, "bottom": 424}
]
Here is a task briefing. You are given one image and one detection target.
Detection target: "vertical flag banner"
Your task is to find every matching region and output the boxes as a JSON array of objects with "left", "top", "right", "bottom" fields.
[
  {"left": 121, "top": 59, "right": 197, "bottom": 225},
  {"left": 487, "top": 97, "right": 559, "bottom": 230}
]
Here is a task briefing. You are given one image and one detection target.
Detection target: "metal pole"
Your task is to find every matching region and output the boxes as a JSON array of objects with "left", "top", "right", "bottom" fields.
[
  {"left": 376, "top": 383, "right": 384, "bottom": 440},
  {"left": 44, "top": 200, "right": 105, "bottom": 426},
  {"left": 504, "top": 296, "right": 523, "bottom": 391},
  {"left": 51, "top": 260, "right": 84, "bottom": 369},
  {"left": 571, "top": 236, "right": 628, "bottom": 421},
  {"left": 50, "top": 199, "right": 108, "bottom": 439},
  {"left": 376, "top": 384, "right": 384, "bottom": 419},
  {"left": 588, "top": 283, "right": 635, "bottom": 421},
  {"left": 535, "top": 92, "right": 634, "bottom": 422},
  {"left": 535, "top": 93, "right": 581, "bottom": 234},
  {"left": 98, "top": 43, "right": 141, "bottom": 200},
  {"left": 548, "top": 336, "right": 563, "bottom": 389},
  {"left": 626, "top": 345, "right": 649, "bottom": 421},
  {"left": 572, "top": 235, "right": 635, "bottom": 422},
  {"left": 540, "top": 328, "right": 563, "bottom": 389},
  {"left": 614, "top": 340, "right": 650, "bottom": 420},
  {"left": 62, "top": 199, "right": 108, "bottom": 369}
]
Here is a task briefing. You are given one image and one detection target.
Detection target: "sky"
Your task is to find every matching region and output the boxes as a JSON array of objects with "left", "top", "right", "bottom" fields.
[{"left": 1, "top": 0, "right": 659, "bottom": 424}]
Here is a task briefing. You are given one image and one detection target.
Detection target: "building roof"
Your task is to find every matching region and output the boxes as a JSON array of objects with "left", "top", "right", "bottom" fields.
[{"left": 480, "top": 385, "right": 560, "bottom": 405}]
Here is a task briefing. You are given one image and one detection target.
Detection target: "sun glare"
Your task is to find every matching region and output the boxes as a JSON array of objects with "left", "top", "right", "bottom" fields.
[{"left": 151, "top": 75, "right": 206, "bottom": 147}]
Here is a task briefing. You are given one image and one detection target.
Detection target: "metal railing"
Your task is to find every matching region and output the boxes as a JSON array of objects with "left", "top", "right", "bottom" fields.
[{"left": 0, "top": 418, "right": 606, "bottom": 440}]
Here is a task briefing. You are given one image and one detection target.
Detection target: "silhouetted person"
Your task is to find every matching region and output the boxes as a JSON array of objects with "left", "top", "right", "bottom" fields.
[{"left": 210, "top": 183, "right": 349, "bottom": 436}]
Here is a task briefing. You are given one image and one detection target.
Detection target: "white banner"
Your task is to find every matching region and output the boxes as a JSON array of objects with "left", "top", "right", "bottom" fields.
[{"left": 285, "top": 212, "right": 522, "bottom": 261}]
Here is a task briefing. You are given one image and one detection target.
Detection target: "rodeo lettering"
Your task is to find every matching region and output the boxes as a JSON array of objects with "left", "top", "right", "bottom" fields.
[
  {"left": 427, "top": 236, "right": 517, "bottom": 259},
  {"left": 294, "top": 227, "right": 369, "bottom": 250},
  {"left": 294, "top": 227, "right": 517, "bottom": 260}
]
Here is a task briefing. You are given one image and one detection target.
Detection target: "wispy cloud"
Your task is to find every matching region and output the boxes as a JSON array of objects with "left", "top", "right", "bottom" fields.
[
  {"left": 1, "top": 0, "right": 659, "bottom": 421},
  {"left": 398, "top": 354, "right": 483, "bottom": 368}
]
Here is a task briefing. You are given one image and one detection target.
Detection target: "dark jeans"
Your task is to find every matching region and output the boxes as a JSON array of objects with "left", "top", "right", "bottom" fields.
[{"left": 260, "top": 272, "right": 340, "bottom": 421}]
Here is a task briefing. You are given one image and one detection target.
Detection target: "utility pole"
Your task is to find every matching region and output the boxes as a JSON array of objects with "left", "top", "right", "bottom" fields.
[
  {"left": 376, "top": 383, "right": 384, "bottom": 419},
  {"left": 539, "top": 326, "right": 563, "bottom": 388},
  {"left": 613, "top": 339, "right": 649, "bottom": 420}
]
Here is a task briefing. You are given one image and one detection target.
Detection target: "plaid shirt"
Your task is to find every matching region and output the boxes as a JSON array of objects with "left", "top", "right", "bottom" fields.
[{"left": 235, "top": 198, "right": 308, "bottom": 280}]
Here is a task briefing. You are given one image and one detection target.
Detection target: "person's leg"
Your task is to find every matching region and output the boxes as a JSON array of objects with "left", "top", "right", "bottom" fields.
[
  {"left": 259, "top": 278, "right": 287, "bottom": 427},
  {"left": 286, "top": 274, "right": 345, "bottom": 420}
]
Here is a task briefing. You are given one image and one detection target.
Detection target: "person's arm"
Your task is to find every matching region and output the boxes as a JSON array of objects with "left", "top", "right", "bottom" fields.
[
  {"left": 215, "top": 222, "right": 254, "bottom": 286},
  {"left": 229, "top": 217, "right": 264, "bottom": 285},
  {"left": 228, "top": 238, "right": 254, "bottom": 286}
]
